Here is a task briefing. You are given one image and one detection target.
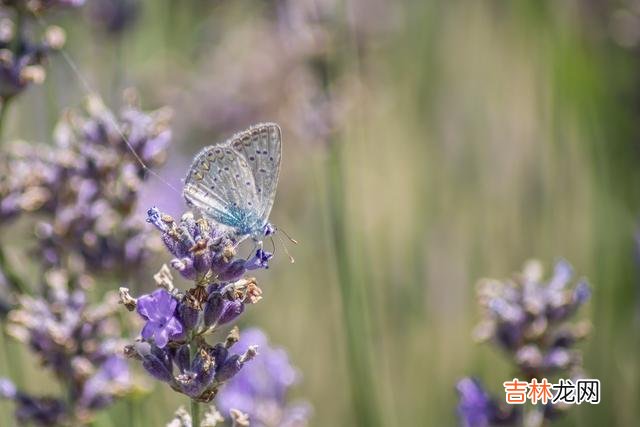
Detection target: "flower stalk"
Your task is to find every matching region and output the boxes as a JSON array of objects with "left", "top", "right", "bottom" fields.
[{"left": 191, "top": 398, "right": 201, "bottom": 427}]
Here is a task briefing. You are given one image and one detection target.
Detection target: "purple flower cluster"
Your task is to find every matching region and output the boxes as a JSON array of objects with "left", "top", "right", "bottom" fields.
[
  {"left": 456, "top": 378, "right": 519, "bottom": 427},
  {"left": 0, "top": 274, "right": 132, "bottom": 425},
  {"left": 457, "top": 259, "right": 591, "bottom": 426},
  {"left": 0, "top": 1, "right": 81, "bottom": 101},
  {"left": 121, "top": 196, "right": 292, "bottom": 408},
  {"left": 0, "top": 89, "right": 173, "bottom": 424},
  {"left": 216, "top": 328, "right": 311, "bottom": 427},
  {"left": 0, "top": 95, "right": 171, "bottom": 274},
  {"left": 146, "top": 207, "right": 273, "bottom": 284},
  {"left": 473, "top": 259, "right": 591, "bottom": 377},
  {"left": 121, "top": 264, "right": 264, "bottom": 402}
]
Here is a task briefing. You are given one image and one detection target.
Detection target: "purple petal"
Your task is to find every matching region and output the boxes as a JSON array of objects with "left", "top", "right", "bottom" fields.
[
  {"left": 165, "top": 316, "right": 184, "bottom": 338},
  {"left": 136, "top": 295, "right": 154, "bottom": 320},
  {"left": 154, "top": 289, "right": 177, "bottom": 314},
  {"left": 141, "top": 321, "right": 155, "bottom": 340},
  {"left": 0, "top": 378, "right": 16, "bottom": 399},
  {"left": 155, "top": 328, "right": 169, "bottom": 348}
]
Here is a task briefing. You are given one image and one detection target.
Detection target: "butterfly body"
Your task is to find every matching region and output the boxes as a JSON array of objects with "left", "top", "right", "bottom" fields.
[
  {"left": 217, "top": 205, "right": 266, "bottom": 237},
  {"left": 183, "top": 123, "right": 282, "bottom": 241}
]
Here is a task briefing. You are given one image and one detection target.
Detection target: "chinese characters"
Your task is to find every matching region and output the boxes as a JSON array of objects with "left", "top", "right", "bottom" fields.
[{"left": 503, "top": 379, "right": 600, "bottom": 405}]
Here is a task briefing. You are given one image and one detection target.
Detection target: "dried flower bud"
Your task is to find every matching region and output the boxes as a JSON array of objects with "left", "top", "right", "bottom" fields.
[
  {"left": 166, "top": 406, "right": 191, "bottom": 427},
  {"left": 0, "top": 49, "right": 13, "bottom": 65},
  {"left": 0, "top": 19, "right": 14, "bottom": 43},
  {"left": 229, "top": 409, "right": 250, "bottom": 426},
  {"left": 154, "top": 264, "right": 175, "bottom": 293},
  {"left": 118, "top": 287, "right": 137, "bottom": 311},
  {"left": 225, "top": 327, "right": 240, "bottom": 349},
  {"left": 44, "top": 26, "right": 66, "bottom": 49},
  {"left": 20, "top": 66, "right": 46, "bottom": 85},
  {"left": 201, "top": 405, "right": 224, "bottom": 427}
]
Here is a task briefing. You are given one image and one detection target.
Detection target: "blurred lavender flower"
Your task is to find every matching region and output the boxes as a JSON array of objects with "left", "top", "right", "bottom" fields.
[
  {"left": 0, "top": 83, "right": 172, "bottom": 424},
  {"left": 1, "top": 271, "right": 133, "bottom": 425},
  {"left": 0, "top": 17, "right": 66, "bottom": 101},
  {"left": 0, "top": 379, "right": 67, "bottom": 426},
  {"left": 473, "top": 259, "right": 591, "bottom": 378},
  {"left": 457, "top": 259, "right": 592, "bottom": 426},
  {"left": 86, "top": 0, "right": 139, "bottom": 35},
  {"left": 179, "top": 1, "right": 342, "bottom": 149},
  {"left": 0, "top": 0, "right": 83, "bottom": 103},
  {"left": 136, "top": 155, "right": 189, "bottom": 218},
  {"left": 1, "top": 0, "right": 85, "bottom": 12},
  {"left": 177, "top": 0, "right": 401, "bottom": 151},
  {"left": 456, "top": 378, "right": 519, "bottom": 427},
  {"left": 273, "top": 0, "right": 399, "bottom": 45},
  {"left": 0, "top": 94, "right": 171, "bottom": 274},
  {"left": 216, "top": 328, "right": 311, "bottom": 427},
  {"left": 606, "top": 1, "right": 640, "bottom": 49}
]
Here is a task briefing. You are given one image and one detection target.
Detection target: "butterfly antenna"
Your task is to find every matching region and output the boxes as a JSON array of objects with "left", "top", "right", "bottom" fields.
[
  {"left": 32, "top": 14, "right": 182, "bottom": 198},
  {"left": 279, "top": 227, "right": 299, "bottom": 245},
  {"left": 276, "top": 234, "right": 295, "bottom": 263},
  {"left": 270, "top": 236, "right": 277, "bottom": 255}
]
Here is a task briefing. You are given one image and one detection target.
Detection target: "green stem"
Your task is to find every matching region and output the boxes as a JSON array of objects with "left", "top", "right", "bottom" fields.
[
  {"left": 1, "top": 5, "right": 23, "bottom": 142},
  {"left": 111, "top": 34, "right": 125, "bottom": 106},
  {"left": 0, "top": 98, "right": 12, "bottom": 142},
  {"left": 190, "top": 399, "right": 200, "bottom": 427},
  {"left": 189, "top": 341, "right": 201, "bottom": 426},
  {"left": 0, "top": 244, "right": 28, "bottom": 294},
  {"left": 326, "top": 141, "right": 382, "bottom": 427},
  {"left": 11, "top": 8, "right": 23, "bottom": 54}
]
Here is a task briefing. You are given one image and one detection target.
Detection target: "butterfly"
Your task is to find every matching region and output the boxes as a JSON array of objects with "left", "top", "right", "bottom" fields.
[{"left": 183, "top": 123, "right": 282, "bottom": 243}]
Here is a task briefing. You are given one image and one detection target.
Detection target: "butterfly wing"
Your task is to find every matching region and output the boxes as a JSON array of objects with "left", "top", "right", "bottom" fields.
[
  {"left": 183, "top": 144, "right": 262, "bottom": 236},
  {"left": 229, "top": 123, "right": 282, "bottom": 223}
]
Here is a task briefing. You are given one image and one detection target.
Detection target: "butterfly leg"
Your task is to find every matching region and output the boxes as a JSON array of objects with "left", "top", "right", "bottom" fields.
[{"left": 254, "top": 238, "right": 264, "bottom": 250}]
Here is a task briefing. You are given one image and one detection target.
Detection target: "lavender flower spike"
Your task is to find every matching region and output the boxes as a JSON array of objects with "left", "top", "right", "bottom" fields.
[
  {"left": 146, "top": 207, "right": 273, "bottom": 283},
  {"left": 459, "top": 259, "right": 593, "bottom": 426},
  {"left": 473, "top": 259, "right": 591, "bottom": 377},
  {"left": 217, "top": 328, "right": 312, "bottom": 427},
  {"left": 137, "top": 289, "right": 184, "bottom": 348},
  {"left": 456, "top": 378, "right": 518, "bottom": 427}
]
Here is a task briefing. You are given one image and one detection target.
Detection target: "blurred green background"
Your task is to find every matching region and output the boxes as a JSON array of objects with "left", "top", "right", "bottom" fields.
[{"left": 2, "top": 0, "right": 640, "bottom": 425}]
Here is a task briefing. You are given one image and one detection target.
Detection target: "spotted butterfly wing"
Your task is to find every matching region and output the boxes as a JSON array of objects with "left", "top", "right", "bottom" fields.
[
  {"left": 228, "top": 123, "right": 281, "bottom": 222},
  {"left": 183, "top": 123, "right": 282, "bottom": 238}
]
